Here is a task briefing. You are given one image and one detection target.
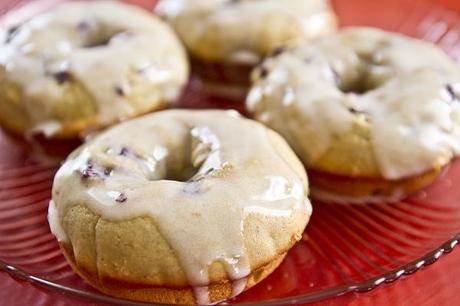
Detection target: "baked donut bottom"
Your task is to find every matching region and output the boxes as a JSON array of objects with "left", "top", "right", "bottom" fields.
[
  {"left": 309, "top": 166, "right": 446, "bottom": 204},
  {"left": 0, "top": 128, "right": 82, "bottom": 160},
  {"left": 0, "top": 103, "right": 170, "bottom": 140},
  {"left": 0, "top": 118, "right": 105, "bottom": 159},
  {"left": 191, "top": 57, "right": 253, "bottom": 101},
  {"left": 60, "top": 242, "right": 286, "bottom": 305},
  {"left": 0, "top": 98, "right": 169, "bottom": 158}
]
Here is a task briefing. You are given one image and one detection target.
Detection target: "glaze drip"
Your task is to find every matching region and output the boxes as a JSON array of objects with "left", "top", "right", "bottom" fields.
[
  {"left": 49, "top": 110, "right": 311, "bottom": 302},
  {"left": 247, "top": 28, "right": 460, "bottom": 179}
]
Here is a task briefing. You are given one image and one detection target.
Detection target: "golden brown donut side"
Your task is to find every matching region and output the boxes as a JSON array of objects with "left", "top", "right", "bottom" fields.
[
  {"left": 49, "top": 110, "right": 312, "bottom": 304},
  {"left": 156, "top": 0, "right": 336, "bottom": 95},
  {"left": 246, "top": 27, "right": 460, "bottom": 202},
  {"left": 309, "top": 167, "right": 445, "bottom": 201},
  {"left": 59, "top": 205, "right": 305, "bottom": 304},
  {"left": 61, "top": 241, "right": 286, "bottom": 305}
]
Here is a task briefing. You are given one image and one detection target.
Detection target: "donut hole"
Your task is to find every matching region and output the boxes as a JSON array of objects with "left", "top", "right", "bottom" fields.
[
  {"left": 106, "top": 127, "right": 222, "bottom": 186},
  {"left": 337, "top": 67, "right": 382, "bottom": 95},
  {"left": 83, "top": 36, "right": 113, "bottom": 48},
  {"left": 77, "top": 21, "right": 128, "bottom": 48},
  {"left": 82, "top": 30, "right": 124, "bottom": 48},
  {"left": 164, "top": 164, "right": 199, "bottom": 182},
  {"left": 339, "top": 79, "right": 380, "bottom": 95},
  {"left": 112, "top": 144, "right": 205, "bottom": 184},
  {"left": 337, "top": 50, "right": 390, "bottom": 95}
]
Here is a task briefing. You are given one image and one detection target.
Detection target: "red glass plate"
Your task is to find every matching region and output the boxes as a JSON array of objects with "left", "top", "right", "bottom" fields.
[{"left": 1, "top": 0, "right": 460, "bottom": 305}]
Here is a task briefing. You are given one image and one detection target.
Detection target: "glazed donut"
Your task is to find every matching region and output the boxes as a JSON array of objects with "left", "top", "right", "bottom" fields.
[
  {"left": 247, "top": 27, "right": 460, "bottom": 203},
  {"left": 0, "top": 1, "right": 189, "bottom": 139},
  {"left": 48, "top": 110, "right": 311, "bottom": 304},
  {"left": 155, "top": 0, "right": 336, "bottom": 94}
]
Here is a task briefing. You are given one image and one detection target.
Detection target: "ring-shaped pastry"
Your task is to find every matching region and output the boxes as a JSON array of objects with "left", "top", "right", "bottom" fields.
[
  {"left": 49, "top": 109, "right": 311, "bottom": 304},
  {"left": 247, "top": 27, "right": 460, "bottom": 203},
  {"left": 0, "top": 1, "right": 189, "bottom": 138}
]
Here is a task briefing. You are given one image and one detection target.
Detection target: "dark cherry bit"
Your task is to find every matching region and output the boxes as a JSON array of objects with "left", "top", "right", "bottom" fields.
[
  {"left": 269, "top": 46, "right": 286, "bottom": 57},
  {"left": 446, "top": 84, "right": 458, "bottom": 103},
  {"left": 348, "top": 107, "right": 368, "bottom": 115},
  {"left": 118, "top": 146, "right": 142, "bottom": 159},
  {"left": 119, "top": 147, "right": 130, "bottom": 156},
  {"left": 115, "top": 192, "right": 127, "bottom": 203},
  {"left": 5, "top": 25, "right": 21, "bottom": 44},
  {"left": 53, "top": 70, "right": 72, "bottom": 85},
  {"left": 114, "top": 84, "right": 126, "bottom": 96},
  {"left": 80, "top": 162, "right": 110, "bottom": 180},
  {"left": 81, "top": 163, "right": 97, "bottom": 179},
  {"left": 77, "top": 20, "right": 90, "bottom": 34},
  {"left": 258, "top": 66, "right": 269, "bottom": 78}
]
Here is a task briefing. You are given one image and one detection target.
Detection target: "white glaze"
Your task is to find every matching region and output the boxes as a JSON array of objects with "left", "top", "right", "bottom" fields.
[
  {"left": 247, "top": 27, "right": 460, "bottom": 180},
  {"left": 0, "top": 1, "right": 188, "bottom": 136},
  {"left": 230, "top": 277, "right": 248, "bottom": 298},
  {"left": 193, "top": 286, "right": 211, "bottom": 305},
  {"left": 47, "top": 200, "right": 66, "bottom": 238},
  {"left": 50, "top": 110, "right": 311, "bottom": 299},
  {"left": 155, "top": 0, "right": 336, "bottom": 63}
]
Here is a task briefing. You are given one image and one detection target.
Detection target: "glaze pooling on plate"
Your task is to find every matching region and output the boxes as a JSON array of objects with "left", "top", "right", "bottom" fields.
[
  {"left": 247, "top": 27, "right": 460, "bottom": 180},
  {"left": 155, "top": 0, "right": 337, "bottom": 63},
  {"left": 49, "top": 110, "right": 311, "bottom": 303},
  {"left": 0, "top": 1, "right": 188, "bottom": 137}
]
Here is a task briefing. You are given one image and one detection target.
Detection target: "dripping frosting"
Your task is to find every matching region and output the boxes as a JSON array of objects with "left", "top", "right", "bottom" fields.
[
  {"left": 49, "top": 110, "right": 311, "bottom": 303},
  {"left": 247, "top": 27, "right": 460, "bottom": 180}
]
